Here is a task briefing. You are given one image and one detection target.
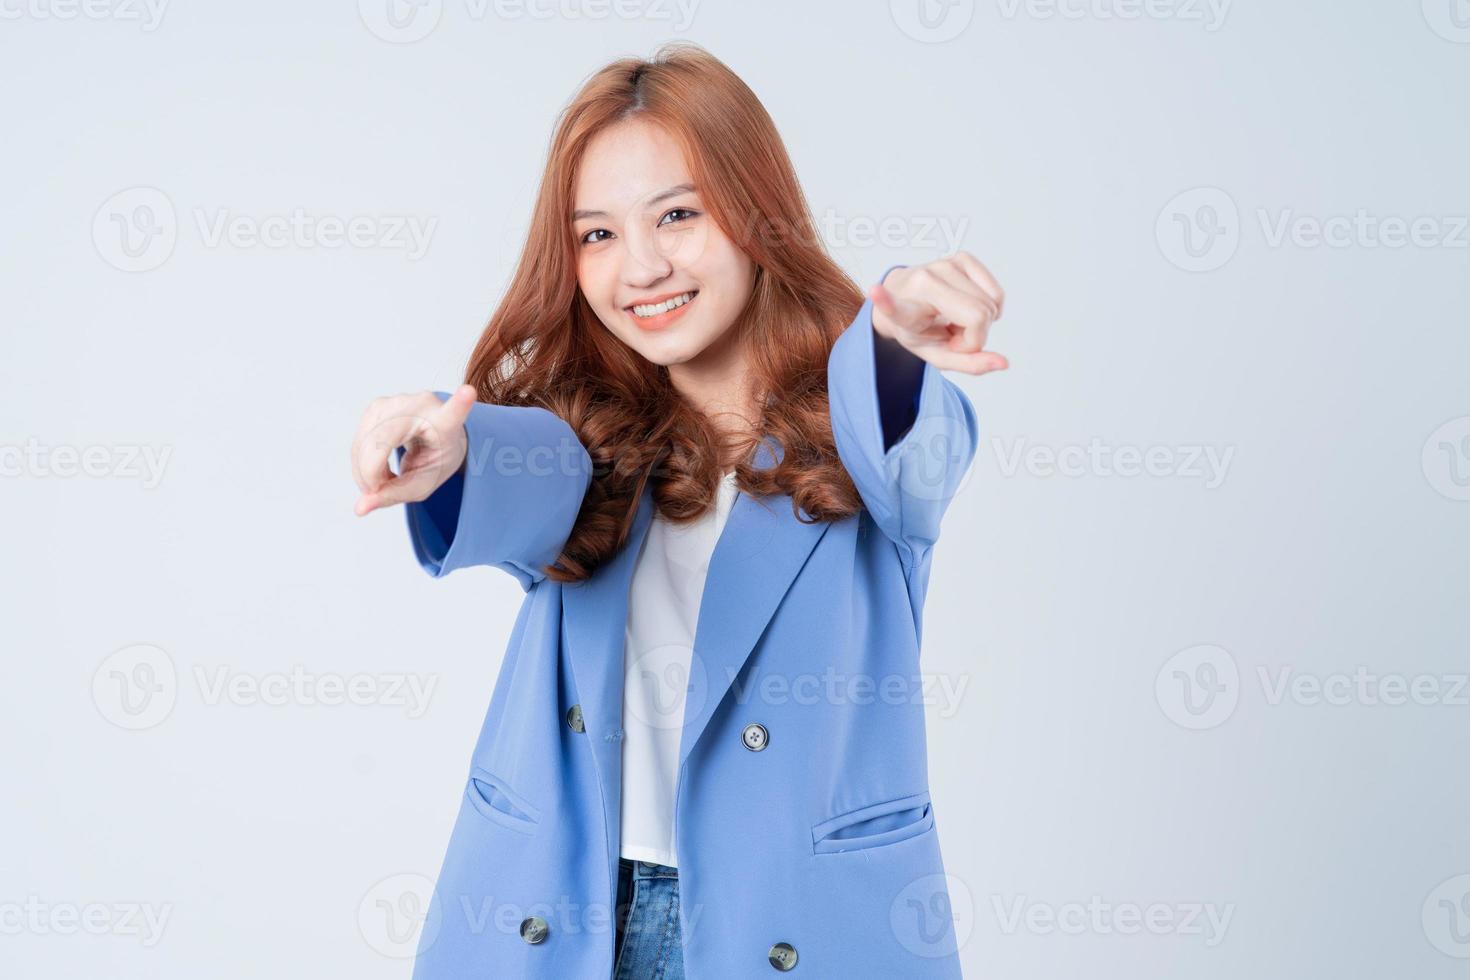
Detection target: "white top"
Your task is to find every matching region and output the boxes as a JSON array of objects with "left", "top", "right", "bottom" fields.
[{"left": 618, "top": 469, "right": 740, "bottom": 867}]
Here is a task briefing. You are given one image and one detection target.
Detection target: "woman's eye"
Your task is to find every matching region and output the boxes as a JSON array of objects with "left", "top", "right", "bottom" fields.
[{"left": 579, "top": 210, "right": 695, "bottom": 246}]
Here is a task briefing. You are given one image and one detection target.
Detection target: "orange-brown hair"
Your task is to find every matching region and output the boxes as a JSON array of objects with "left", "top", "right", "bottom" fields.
[{"left": 464, "top": 41, "right": 866, "bottom": 583}]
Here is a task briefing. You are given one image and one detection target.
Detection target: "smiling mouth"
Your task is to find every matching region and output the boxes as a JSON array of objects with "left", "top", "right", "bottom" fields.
[{"left": 627, "top": 290, "right": 699, "bottom": 319}]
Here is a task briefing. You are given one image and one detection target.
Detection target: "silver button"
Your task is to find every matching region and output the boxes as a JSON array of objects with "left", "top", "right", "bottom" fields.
[
  {"left": 520, "top": 916, "right": 549, "bottom": 944},
  {"left": 768, "top": 941, "right": 797, "bottom": 970},
  {"left": 741, "top": 723, "right": 769, "bottom": 751},
  {"left": 566, "top": 704, "right": 584, "bottom": 733}
]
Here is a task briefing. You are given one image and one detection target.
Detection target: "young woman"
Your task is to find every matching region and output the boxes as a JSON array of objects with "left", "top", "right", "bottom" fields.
[{"left": 351, "top": 42, "right": 1005, "bottom": 980}]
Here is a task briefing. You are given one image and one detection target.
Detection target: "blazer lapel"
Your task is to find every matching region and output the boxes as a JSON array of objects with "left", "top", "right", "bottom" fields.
[
  {"left": 561, "top": 436, "right": 832, "bottom": 820},
  {"left": 678, "top": 437, "right": 831, "bottom": 770},
  {"left": 561, "top": 482, "right": 654, "bottom": 816}
]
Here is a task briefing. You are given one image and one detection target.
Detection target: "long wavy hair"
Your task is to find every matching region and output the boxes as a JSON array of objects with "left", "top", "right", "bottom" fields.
[{"left": 464, "top": 41, "right": 868, "bottom": 583}]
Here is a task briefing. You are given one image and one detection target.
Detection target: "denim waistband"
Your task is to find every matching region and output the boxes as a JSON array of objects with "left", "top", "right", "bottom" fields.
[{"left": 620, "top": 857, "right": 679, "bottom": 880}]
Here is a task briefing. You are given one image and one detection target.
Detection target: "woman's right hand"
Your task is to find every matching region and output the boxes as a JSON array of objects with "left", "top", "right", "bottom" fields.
[{"left": 351, "top": 385, "right": 477, "bottom": 516}]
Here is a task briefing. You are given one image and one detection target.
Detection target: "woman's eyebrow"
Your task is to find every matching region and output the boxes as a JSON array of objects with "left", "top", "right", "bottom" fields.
[{"left": 572, "top": 183, "right": 697, "bottom": 221}]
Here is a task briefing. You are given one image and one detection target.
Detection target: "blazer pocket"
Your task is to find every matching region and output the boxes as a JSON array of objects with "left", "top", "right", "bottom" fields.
[
  {"left": 465, "top": 766, "right": 541, "bottom": 835},
  {"left": 812, "top": 790, "right": 934, "bottom": 855}
]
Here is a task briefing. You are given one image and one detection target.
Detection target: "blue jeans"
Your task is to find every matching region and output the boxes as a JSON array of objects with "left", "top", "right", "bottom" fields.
[{"left": 613, "top": 858, "right": 685, "bottom": 979}]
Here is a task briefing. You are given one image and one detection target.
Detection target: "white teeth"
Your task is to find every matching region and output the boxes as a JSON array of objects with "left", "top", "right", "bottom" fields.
[{"left": 631, "top": 291, "right": 696, "bottom": 318}]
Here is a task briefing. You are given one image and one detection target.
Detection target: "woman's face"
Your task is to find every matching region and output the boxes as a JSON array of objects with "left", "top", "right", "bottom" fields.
[{"left": 573, "top": 118, "right": 756, "bottom": 369}]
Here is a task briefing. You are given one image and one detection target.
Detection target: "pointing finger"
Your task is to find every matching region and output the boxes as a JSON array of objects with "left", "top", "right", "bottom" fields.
[{"left": 931, "top": 347, "right": 1009, "bottom": 375}]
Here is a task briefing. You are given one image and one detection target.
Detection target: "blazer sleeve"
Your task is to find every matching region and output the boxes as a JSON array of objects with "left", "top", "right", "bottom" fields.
[
  {"left": 397, "top": 391, "right": 594, "bottom": 591},
  {"left": 827, "top": 264, "right": 980, "bottom": 579}
]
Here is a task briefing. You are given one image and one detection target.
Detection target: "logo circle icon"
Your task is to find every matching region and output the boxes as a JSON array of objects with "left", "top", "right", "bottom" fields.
[
  {"left": 1422, "top": 0, "right": 1470, "bottom": 43},
  {"left": 1155, "top": 643, "right": 1239, "bottom": 730},
  {"left": 890, "top": 872, "right": 974, "bottom": 958},
  {"left": 893, "top": 406, "right": 979, "bottom": 504},
  {"left": 92, "top": 643, "right": 178, "bottom": 730},
  {"left": 93, "top": 187, "right": 177, "bottom": 273},
  {"left": 358, "top": 872, "right": 443, "bottom": 959},
  {"left": 358, "top": 0, "right": 443, "bottom": 43},
  {"left": 1421, "top": 416, "right": 1470, "bottom": 501},
  {"left": 623, "top": 643, "right": 708, "bottom": 732},
  {"left": 890, "top": 0, "right": 975, "bottom": 43},
  {"left": 1423, "top": 874, "right": 1470, "bottom": 958},
  {"left": 1156, "top": 187, "right": 1240, "bottom": 272}
]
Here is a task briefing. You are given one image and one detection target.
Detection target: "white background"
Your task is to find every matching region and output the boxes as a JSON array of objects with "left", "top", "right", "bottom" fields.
[{"left": 3, "top": 1, "right": 1468, "bottom": 976}]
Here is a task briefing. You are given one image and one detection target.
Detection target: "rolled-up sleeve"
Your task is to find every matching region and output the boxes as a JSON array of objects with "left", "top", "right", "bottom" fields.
[
  {"left": 827, "top": 266, "right": 980, "bottom": 580},
  {"left": 398, "top": 392, "right": 594, "bottom": 591}
]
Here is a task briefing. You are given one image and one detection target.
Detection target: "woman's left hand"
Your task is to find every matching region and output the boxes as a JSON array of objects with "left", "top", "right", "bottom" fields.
[{"left": 870, "top": 251, "right": 1008, "bottom": 376}]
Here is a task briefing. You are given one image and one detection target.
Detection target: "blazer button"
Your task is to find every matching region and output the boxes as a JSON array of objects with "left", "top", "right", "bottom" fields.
[
  {"left": 741, "top": 723, "right": 769, "bottom": 751},
  {"left": 566, "top": 704, "right": 585, "bottom": 733},
  {"left": 767, "top": 941, "right": 798, "bottom": 970},
  {"left": 520, "top": 916, "right": 549, "bottom": 944}
]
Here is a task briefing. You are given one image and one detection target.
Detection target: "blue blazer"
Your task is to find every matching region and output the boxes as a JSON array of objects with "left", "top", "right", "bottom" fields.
[{"left": 398, "top": 269, "right": 979, "bottom": 978}]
